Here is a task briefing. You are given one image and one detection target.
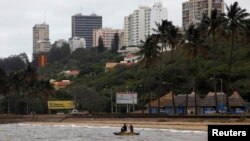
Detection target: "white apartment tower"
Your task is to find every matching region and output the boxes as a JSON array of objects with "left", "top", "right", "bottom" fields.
[
  {"left": 182, "top": 0, "right": 224, "bottom": 30},
  {"left": 33, "top": 23, "right": 51, "bottom": 54},
  {"left": 124, "top": 2, "right": 168, "bottom": 46}
]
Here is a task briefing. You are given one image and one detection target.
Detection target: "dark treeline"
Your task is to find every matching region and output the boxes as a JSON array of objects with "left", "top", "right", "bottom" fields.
[
  {"left": 0, "top": 62, "right": 53, "bottom": 114},
  {"left": 0, "top": 53, "right": 29, "bottom": 72}
]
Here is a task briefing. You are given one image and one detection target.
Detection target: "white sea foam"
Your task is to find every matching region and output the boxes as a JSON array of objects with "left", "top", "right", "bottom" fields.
[
  {"left": 16, "top": 123, "right": 205, "bottom": 134},
  {"left": 136, "top": 127, "right": 205, "bottom": 133}
]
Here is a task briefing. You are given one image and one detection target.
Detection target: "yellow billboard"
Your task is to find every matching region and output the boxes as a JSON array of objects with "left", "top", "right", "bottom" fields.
[{"left": 48, "top": 101, "right": 75, "bottom": 110}]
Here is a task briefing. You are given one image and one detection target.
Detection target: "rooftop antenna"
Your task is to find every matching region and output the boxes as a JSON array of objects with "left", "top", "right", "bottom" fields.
[{"left": 44, "top": 12, "right": 47, "bottom": 24}]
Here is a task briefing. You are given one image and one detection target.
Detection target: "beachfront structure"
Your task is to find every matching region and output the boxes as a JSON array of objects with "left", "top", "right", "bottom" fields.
[
  {"left": 33, "top": 23, "right": 51, "bottom": 54},
  {"left": 124, "top": 2, "right": 168, "bottom": 46},
  {"left": 145, "top": 92, "right": 175, "bottom": 115},
  {"left": 175, "top": 92, "right": 202, "bottom": 115},
  {"left": 68, "top": 37, "right": 86, "bottom": 52},
  {"left": 93, "top": 28, "right": 123, "bottom": 49},
  {"left": 146, "top": 92, "right": 202, "bottom": 115},
  {"left": 144, "top": 91, "right": 248, "bottom": 115},
  {"left": 201, "top": 92, "right": 227, "bottom": 114},
  {"left": 72, "top": 13, "right": 102, "bottom": 48},
  {"left": 182, "top": 0, "right": 224, "bottom": 30},
  {"left": 229, "top": 91, "right": 248, "bottom": 114}
]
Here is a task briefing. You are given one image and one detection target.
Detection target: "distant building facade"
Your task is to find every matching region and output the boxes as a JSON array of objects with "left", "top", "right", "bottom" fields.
[
  {"left": 38, "top": 54, "right": 48, "bottom": 67},
  {"left": 55, "top": 39, "right": 67, "bottom": 48},
  {"left": 119, "top": 31, "right": 125, "bottom": 49},
  {"left": 33, "top": 23, "right": 51, "bottom": 54},
  {"left": 124, "top": 2, "right": 168, "bottom": 46},
  {"left": 68, "top": 37, "right": 86, "bottom": 52},
  {"left": 182, "top": 0, "right": 224, "bottom": 30},
  {"left": 93, "top": 28, "right": 123, "bottom": 49},
  {"left": 72, "top": 13, "right": 102, "bottom": 48}
]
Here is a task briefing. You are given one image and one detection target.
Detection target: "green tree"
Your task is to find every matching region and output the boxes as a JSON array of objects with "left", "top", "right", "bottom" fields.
[
  {"left": 111, "top": 33, "right": 119, "bottom": 53},
  {"left": 138, "top": 34, "right": 161, "bottom": 114},
  {"left": 0, "top": 67, "right": 7, "bottom": 113},
  {"left": 201, "top": 9, "right": 224, "bottom": 113},
  {"left": 97, "top": 36, "right": 105, "bottom": 53},
  {"left": 225, "top": 2, "right": 249, "bottom": 94},
  {"left": 47, "top": 43, "right": 71, "bottom": 64},
  {"left": 23, "top": 63, "right": 38, "bottom": 114},
  {"left": 155, "top": 20, "right": 183, "bottom": 114},
  {"left": 241, "top": 20, "right": 250, "bottom": 46},
  {"left": 183, "top": 25, "right": 207, "bottom": 115},
  {"left": 0, "top": 53, "right": 28, "bottom": 72},
  {"left": 139, "top": 35, "right": 161, "bottom": 70}
]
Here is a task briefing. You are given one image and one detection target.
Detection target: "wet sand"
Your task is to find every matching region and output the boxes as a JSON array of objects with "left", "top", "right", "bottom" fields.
[
  {"left": 1, "top": 114, "right": 250, "bottom": 131},
  {"left": 23, "top": 118, "right": 250, "bottom": 131}
]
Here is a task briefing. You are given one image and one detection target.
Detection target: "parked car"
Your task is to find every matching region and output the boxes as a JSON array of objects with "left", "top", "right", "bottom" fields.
[{"left": 71, "top": 109, "right": 78, "bottom": 114}]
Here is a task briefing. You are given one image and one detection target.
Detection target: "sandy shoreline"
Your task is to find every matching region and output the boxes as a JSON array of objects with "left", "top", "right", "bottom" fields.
[
  {"left": 16, "top": 118, "right": 250, "bottom": 131},
  {"left": 1, "top": 114, "right": 250, "bottom": 131}
]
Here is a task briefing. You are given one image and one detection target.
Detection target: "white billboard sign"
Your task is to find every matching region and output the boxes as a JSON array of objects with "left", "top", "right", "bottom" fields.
[{"left": 116, "top": 92, "right": 137, "bottom": 104}]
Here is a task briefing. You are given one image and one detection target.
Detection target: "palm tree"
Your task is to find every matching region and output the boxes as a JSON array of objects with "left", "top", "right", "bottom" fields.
[
  {"left": 225, "top": 2, "right": 249, "bottom": 94},
  {"left": 23, "top": 63, "right": 38, "bottom": 114},
  {"left": 200, "top": 9, "right": 224, "bottom": 113},
  {"left": 138, "top": 34, "right": 161, "bottom": 70},
  {"left": 154, "top": 20, "right": 183, "bottom": 115},
  {"left": 138, "top": 34, "right": 161, "bottom": 114},
  {"left": 154, "top": 20, "right": 172, "bottom": 51},
  {"left": 182, "top": 24, "right": 207, "bottom": 115}
]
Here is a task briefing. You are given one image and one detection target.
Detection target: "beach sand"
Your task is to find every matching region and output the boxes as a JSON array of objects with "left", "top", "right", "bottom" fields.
[{"left": 22, "top": 117, "right": 250, "bottom": 131}]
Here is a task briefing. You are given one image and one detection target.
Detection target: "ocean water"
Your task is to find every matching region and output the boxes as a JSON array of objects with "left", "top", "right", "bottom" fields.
[{"left": 0, "top": 123, "right": 207, "bottom": 141}]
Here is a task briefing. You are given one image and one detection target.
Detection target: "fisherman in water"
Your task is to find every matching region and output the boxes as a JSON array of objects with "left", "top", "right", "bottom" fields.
[{"left": 121, "top": 123, "right": 127, "bottom": 132}]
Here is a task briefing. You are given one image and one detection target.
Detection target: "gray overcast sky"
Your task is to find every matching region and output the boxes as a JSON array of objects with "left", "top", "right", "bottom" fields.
[{"left": 0, "top": 0, "right": 249, "bottom": 60}]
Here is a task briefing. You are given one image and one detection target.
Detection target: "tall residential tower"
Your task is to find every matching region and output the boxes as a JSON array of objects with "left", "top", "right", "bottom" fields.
[
  {"left": 72, "top": 13, "right": 102, "bottom": 48},
  {"left": 33, "top": 23, "right": 51, "bottom": 54},
  {"left": 124, "top": 2, "right": 168, "bottom": 46},
  {"left": 182, "top": 0, "right": 224, "bottom": 30}
]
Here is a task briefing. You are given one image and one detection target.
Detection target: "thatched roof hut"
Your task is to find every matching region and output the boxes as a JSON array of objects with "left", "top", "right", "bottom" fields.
[
  {"left": 175, "top": 92, "right": 202, "bottom": 107},
  {"left": 201, "top": 92, "right": 227, "bottom": 107},
  {"left": 145, "top": 91, "right": 174, "bottom": 107},
  {"left": 229, "top": 91, "right": 246, "bottom": 107}
]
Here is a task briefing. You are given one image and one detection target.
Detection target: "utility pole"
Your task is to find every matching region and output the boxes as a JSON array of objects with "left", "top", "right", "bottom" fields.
[
  {"left": 219, "top": 79, "right": 223, "bottom": 92},
  {"left": 111, "top": 88, "right": 113, "bottom": 114}
]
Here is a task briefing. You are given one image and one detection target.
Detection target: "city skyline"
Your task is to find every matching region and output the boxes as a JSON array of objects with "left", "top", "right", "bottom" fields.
[{"left": 0, "top": 0, "right": 249, "bottom": 60}]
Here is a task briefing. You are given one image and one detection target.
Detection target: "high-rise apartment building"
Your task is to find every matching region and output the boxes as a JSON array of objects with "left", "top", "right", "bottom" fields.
[
  {"left": 182, "top": 0, "right": 224, "bottom": 30},
  {"left": 33, "top": 23, "right": 51, "bottom": 54},
  {"left": 72, "top": 13, "right": 102, "bottom": 48},
  {"left": 93, "top": 28, "right": 123, "bottom": 49},
  {"left": 124, "top": 2, "right": 168, "bottom": 46}
]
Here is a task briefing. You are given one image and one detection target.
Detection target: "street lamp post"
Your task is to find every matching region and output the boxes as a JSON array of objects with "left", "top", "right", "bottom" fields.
[
  {"left": 126, "top": 86, "right": 129, "bottom": 113},
  {"left": 219, "top": 79, "right": 223, "bottom": 92},
  {"left": 138, "top": 85, "right": 144, "bottom": 114},
  {"left": 210, "top": 77, "right": 219, "bottom": 113},
  {"left": 218, "top": 78, "right": 223, "bottom": 113},
  {"left": 105, "top": 85, "right": 113, "bottom": 114},
  {"left": 111, "top": 88, "right": 113, "bottom": 114}
]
